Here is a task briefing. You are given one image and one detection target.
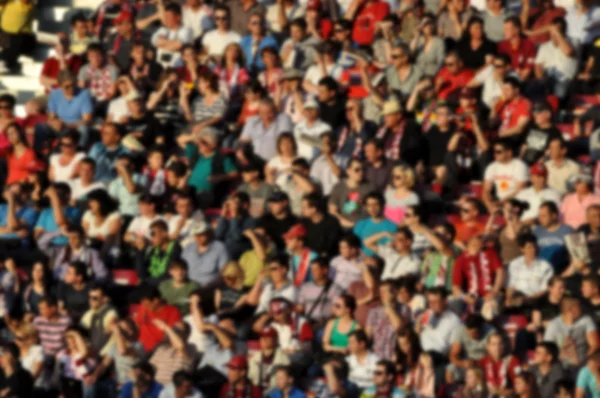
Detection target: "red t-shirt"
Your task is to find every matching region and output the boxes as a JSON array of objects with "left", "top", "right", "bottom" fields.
[
  {"left": 478, "top": 355, "right": 521, "bottom": 389},
  {"left": 6, "top": 148, "right": 37, "bottom": 185},
  {"left": 134, "top": 304, "right": 182, "bottom": 352},
  {"left": 529, "top": 7, "right": 566, "bottom": 45},
  {"left": 435, "top": 67, "right": 475, "bottom": 101},
  {"left": 340, "top": 64, "right": 380, "bottom": 99},
  {"left": 320, "top": 18, "right": 333, "bottom": 40},
  {"left": 352, "top": 0, "right": 390, "bottom": 45},
  {"left": 497, "top": 37, "right": 536, "bottom": 71},
  {"left": 452, "top": 248, "right": 502, "bottom": 297},
  {"left": 499, "top": 96, "right": 532, "bottom": 132},
  {"left": 41, "top": 55, "right": 84, "bottom": 93},
  {"left": 454, "top": 220, "right": 486, "bottom": 243},
  {"left": 219, "top": 383, "right": 262, "bottom": 398}
]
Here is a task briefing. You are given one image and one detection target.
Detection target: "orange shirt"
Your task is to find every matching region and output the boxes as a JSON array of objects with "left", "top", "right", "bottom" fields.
[
  {"left": 455, "top": 220, "right": 486, "bottom": 243},
  {"left": 6, "top": 148, "right": 36, "bottom": 185}
]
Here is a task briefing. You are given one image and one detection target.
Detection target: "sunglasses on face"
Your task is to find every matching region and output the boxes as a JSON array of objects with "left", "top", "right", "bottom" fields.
[
  {"left": 391, "top": 54, "right": 403, "bottom": 59},
  {"left": 215, "top": 15, "right": 227, "bottom": 21},
  {"left": 269, "top": 266, "right": 280, "bottom": 272},
  {"left": 89, "top": 295, "right": 101, "bottom": 301},
  {"left": 373, "top": 370, "right": 385, "bottom": 376},
  {"left": 494, "top": 149, "right": 504, "bottom": 154}
]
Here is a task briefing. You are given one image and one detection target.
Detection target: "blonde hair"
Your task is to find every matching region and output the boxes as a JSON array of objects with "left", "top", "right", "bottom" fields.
[
  {"left": 14, "top": 323, "right": 38, "bottom": 342},
  {"left": 391, "top": 165, "right": 415, "bottom": 189},
  {"left": 221, "top": 261, "right": 245, "bottom": 288}
]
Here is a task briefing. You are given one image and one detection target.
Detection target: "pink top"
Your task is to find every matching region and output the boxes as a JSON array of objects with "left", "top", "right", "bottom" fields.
[{"left": 560, "top": 193, "right": 600, "bottom": 229}]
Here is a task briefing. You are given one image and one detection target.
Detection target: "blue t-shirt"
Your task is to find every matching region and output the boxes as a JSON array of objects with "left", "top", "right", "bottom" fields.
[
  {"left": 353, "top": 217, "right": 398, "bottom": 257},
  {"left": 576, "top": 366, "right": 600, "bottom": 398},
  {"left": 88, "top": 143, "right": 130, "bottom": 183},
  {"left": 35, "top": 207, "right": 82, "bottom": 246},
  {"left": 119, "top": 381, "right": 163, "bottom": 398},
  {"left": 0, "top": 204, "right": 39, "bottom": 240},
  {"left": 269, "top": 387, "right": 306, "bottom": 398},
  {"left": 47, "top": 87, "right": 93, "bottom": 124},
  {"left": 533, "top": 224, "right": 573, "bottom": 274}
]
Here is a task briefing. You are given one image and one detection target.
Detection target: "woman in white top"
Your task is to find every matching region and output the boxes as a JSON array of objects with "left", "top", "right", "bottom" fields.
[
  {"left": 106, "top": 76, "right": 135, "bottom": 124},
  {"left": 265, "top": 133, "right": 298, "bottom": 187},
  {"left": 14, "top": 323, "right": 44, "bottom": 383},
  {"left": 82, "top": 189, "right": 121, "bottom": 243},
  {"left": 48, "top": 131, "right": 84, "bottom": 183},
  {"left": 384, "top": 165, "right": 420, "bottom": 225},
  {"left": 70, "top": 158, "right": 106, "bottom": 204}
]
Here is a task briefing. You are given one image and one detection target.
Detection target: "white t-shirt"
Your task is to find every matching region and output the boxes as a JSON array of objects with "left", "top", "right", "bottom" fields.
[
  {"left": 82, "top": 211, "right": 121, "bottom": 239},
  {"left": 293, "top": 119, "right": 331, "bottom": 161},
  {"left": 267, "top": 156, "right": 295, "bottom": 188},
  {"left": 167, "top": 211, "right": 205, "bottom": 247},
  {"left": 151, "top": 25, "right": 194, "bottom": 67},
  {"left": 346, "top": 352, "right": 380, "bottom": 388},
  {"left": 310, "top": 154, "right": 346, "bottom": 196},
  {"left": 126, "top": 215, "right": 165, "bottom": 239},
  {"left": 304, "top": 63, "right": 343, "bottom": 87},
  {"left": 184, "top": 313, "right": 218, "bottom": 353},
  {"left": 474, "top": 65, "right": 503, "bottom": 109},
  {"left": 266, "top": 3, "right": 306, "bottom": 33},
  {"left": 535, "top": 40, "right": 578, "bottom": 82},
  {"left": 202, "top": 30, "right": 242, "bottom": 57},
  {"left": 182, "top": 5, "right": 214, "bottom": 39},
  {"left": 484, "top": 159, "right": 529, "bottom": 200},
  {"left": 20, "top": 344, "right": 43, "bottom": 376},
  {"left": 376, "top": 244, "right": 421, "bottom": 280},
  {"left": 107, "top": 96, "right": 130, "bottom": 122},
  {"left": 50, "top": 153, "right": 85, "bottom": 183},
  {"left": 516, "top": 186, "right": 562, "bottom": 221},
  {"left": 419, "top": 309, "right": 462, "bottom": 355},
  {"left": 70, "top": 180, "right": 107, "bottom": 201}
]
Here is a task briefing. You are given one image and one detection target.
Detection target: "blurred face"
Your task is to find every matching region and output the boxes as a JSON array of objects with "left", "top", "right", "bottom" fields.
[
  {"left": 531, "top": 174, "right": 546, "bottom": 189},
  {"left": 334, "top": 24, "right": 350, "bottom": 40},
  {"left": 364, "top": 198, "right": 382, "bottom": 218},
  {"left": 227, "top": 367, "right": 244, "bottom": 384},
  {"left": 548, "top": 140, "right": 564, "bottom": 159},
  {"left": 316, "top": 85, "right": 333, "bottom": 103},
  {"left": 275, "top": 371, "right": 291, "bottom": 390},
  {"left": 487, "top": 335, "right": 504, "bottom": 358},
  {"left": 436, "top": 106, "right": 451, "bottom": 128},
  {"left": 581, "top": 280, "right": 598, "bottom": 299},
  {"left": 73, "top": 20, "right": 88, "bottom": 37},
  {"left": 332, "top": 298, "right": 347, "bottom": 316},
  {"left": 465, "top": 369, "right": 478, "bottom": 388},
  {"left": 249, "top": 15, "right": 262, "bottom": 35},
  {"left": 175, "top": 381, "right": 193, "bottom": 397},
  {"left": 260, "top": 335, "right": 275, "bottom": 350},
  {"left": 469, "top": 21, "right": 483, "bottom": 39},
  {"left": 89, "top": 290, "right": 103, "bottom": 310},
  {"left": 101, "top": 125, "right": 119, "bottom": 146},
  {"left": 488, "top": 0, "right": 503, "bottom": 10},
  {"left": 268, "top": 262, "right": 286, "bottom": 283},
  {"left": 140, "top": 201, "right": 155, "bottom": 217},
  {"left": 268, "top": 200, "right": 287, "bottom": 217},
  {"left": 304, "top": 107, "right": 318, "bottom": 121},
  {"left": 68, "top": 231, "right": 82, "bottom": 248},
  {"left": 493, "top": 58, "right": 508, "bottom": 78},
  {"left": 6, "top": 126, "right": 21, "bottom": 146},
  {"left": 89, "top": 199, "right": 101, "bottom": 214},
  {"left": 214, "top": 11, "right": 229, "bottom": 29},
  {"left": 427, "top": 293, "right": 445, "bottom": 314},
  {"left": 538, "top": 206, "right": 555, "bottom": 227},
  {"left": 460, "top": 202, "right": 478, "bottom": 221},
  {"left": 290, "top": 25, "right": 304, "bottom": 42},
  {"left": 131, "top": 45, "right": 145, "bottom": 63},
  {"left": 348, "top": 335, "right": 362, "bottom": 354},
  {"left": 451, "top": 0, "right": 465, "bottom": 11},
  {"left": 117, "top": 19, "right": 133, "bottom": 35},
  {"left": 522, "top": 242, "right": 537, "bottom": 258},
  {"left": 347, "top": 161, "right": 364, "bottom": 182},
  {"left": 194, "top": 232, "right": 210, "bottom": 246},
  {"left": 64, "top": 266, "right": 78, "bottom": 285},
  {"left": 32, "top": 262, "right": 44, "bottom": 282},
  {"left": 175, "top": 198, "right": 192, "bottom": 217},
  {"left": 310, "top": 263, "right": 327, "bottom": 281},
  {"left": 379, "top": 284, "right": 395, "bottom": 304},
  {"left": 60, "top": 137, "right": 76, "bottom": 153},
  {"left": 164, "top": 10, "right": 180, "bottom": 29},
  {"left": 259, "top": 103, "right": 276, "bottom": 123},
  {"left": 373, "top": 365, "right": 389, "bottom": 387},
  {"left": 169, "top": 266, "right": 186, "bottom": 283},
  {"left": 493, "top": 145, "right": 509, "bottom": 162},
  {"left": 80, "top": 162, "right": 94, "bottom": 182},
  {"left": 0, "top": 101, "right": 13, "bottom": 117},
  {"left": 575, "top": 181, "right": 590, "bottom": 196},
  {"left": 364, "top": 143, "right": 381, "bottom": 162},
  {"left": 150, "top": 226, "right": 167, "bottom": 246},
  {"left": 503, "top": 21, "right": 519, "bottom": 40},
  {"left": 534, "top": 346, "right": 551, "bottom": 365},
  {"left": 533, "top": 109, "right": 551, "bottom": 126},
  {"left": 501, "top": 83, "right": 517, "bottom": 100},
  {"left": 467, "top": 236, "right": 483, "bottom": 253},
  {"left": 262, "top": 50, "right": 277, "bottom": 68},
  {"left": 88, "top": 50, "right": 103, "bottom": 67},
  {"left": 225, "top": 45, "right": 240, "bottom": 62},
  {"left": 339, "top": 241, "right": 357, "bottom": 259},
  {"left": 285, "top": 236, "right": 300, "bottom": 251},
  {"left": 588, "top": 207, "right": 600, "bottom": 228},
  {"left": 391, "top": 48, "right": 408, "bottom": 67},
  {"left": 301, "top": 200, "right": 316, "bottom": 218},
  {"left": 398, "top": 336, "right": 411, "bottom": 354},
  {"left": 393, "top": 232, "right": 412, "bottom": 252},
  {"left": 39, "top": 302, "right": 57, "bottom": 319},
  {"left": 549, "top": 280, "right": 565, "bottom": 297},
  {"left": 513, "top": 376, "right": 528, "bottom": 395},
  {"left": 444, "top": 55, "right": 460, "bottom": 74},
  {"left": 392, "top": 169, "right": 406, "bottom": 188},
  {"left": 384, "top": 111, "right": 402, "bottom": 128}
]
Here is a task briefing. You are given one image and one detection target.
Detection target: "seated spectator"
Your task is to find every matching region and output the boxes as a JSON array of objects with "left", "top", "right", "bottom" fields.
[
  {"left": 447, "top": 314, "right": 495, "bottom": 382},
  {"left": 158, "top": 259, "right": 200, "bottom": 316},
  {"left": 34, "top": 183, "right": 82, "bottom": 251},
  {"left": 57, "top": 261, "right": 90, "bottom": 322},
  {"left": 33, "top": 296, "right": 72, "bottom": 357},
  {"left": 120, "top": 361, "right": 163, "bottom": 398},
  {"left": 218, "top": 356, "right": 262, "bottom": 398},
  {"left": 346, "top": 330, "right": 380, "bottom": 389},
  {"left": 159, "top": 370, "right": 203, "bottom": 398},
  {"left": 279, "top": 19, "right": 320, "bottom": 71},
  {"left": 533, "top": 201, "right": 573, "bottom": 273},
  {"left": 89, "top": 123, "right": 130, "bottom": 184},
  {"left": 329, "top": 158, "right": 375, "bottom": 229},
  {"left": 365, "top": 227, "right": 420, "bottom": 281},
  {"left": 298, "top": 257, "right": 343, "bottom": 329},
  {"left": 79, "top": 284, "right": 118, "bottom": 354},
  {"left": 39, "top": 38, "right": 84, "bottom": 94},
  {"left": 22, "top": 261, "right": 52, "bottom": 315},
  {"left": 322, "top": 294, "right": 360, "bottom": 355},
  {"left": 69, "top": 157, "right": 106, "bottom": 204},
  {"left": 483, "top": 139, "right": 529, "bottom": 211},
  {"left": 477, "top": 332, "right": 521, "bottom": 396},
  {"left": 545, "top": 137, "right": 580, "bottom": 195},
  {"left": 136, "top": 219, "right": 182, "bottom": 282},
  {"left": 268, "top": 365, "right": 305, "bottom": 398},
  {"left": 149, "top": 320, "right": 196, "bottom": 386},
  {"left": 216, "top": 192, "right": 256, "bottom": 260},
  {"left": 167, "top": 194, "right": 205, "bottom": 247},
  {"left": 561, "top": 173, "right": 600, "bottom": 229},
  {"left": 575, "top": 349, "right": 600, "bottom": 398},
  {"left": 435, "top": 52, "right": 475, "bottom": 102},
  {"left": 249, "top": 253, "right": 297, "bottom": 316},
  {"left": 82, "top": 189, "right": 121, "bottom": 253},
  {"left": 383, "top": 165, "right": 419, "bottom": 224},
  {"left": 248, "top": 326, "right": 290, "bottom": 393},
  {"left": 78, "top": 43, "right": 119, "bottom": 116},
  {"left": 257, "top": 191, "right": 298, "bottom": 251},
  {"left": 375, "top": 99, "right": 423, "bottom": 165},
  {"left": 0, "top": 342, "right": 33, "bottom": 397},
  {"left": 124, "top": 194, "right": 164, "bottom": 246},
  {"left": 150, "top": 3, "right": 194, "bottom": 69},
  {"left": 202, "top": 5, "right": 242, "bottom": 60},
  {"left": 529, "top": 341, "right": 565, "bottom": 398},
  {"left": 48, "top": 130, "right": 85, "bottom": 184},
  {"left": 53, "top": 225, "right": 107, "bottom": 282},
  {"left": 0, "top": 183, "right": 39, "bottom": 242},
  {"left": 133, "top": 287, "right": 182, "bottom": 353},
  {"left": 182, "top": 0, "right": 213, "bottom": 40},
  {"left": 182, "top": 220, "right": 230, "bottom": 286},
  {"left": 417, "top": 287, "right": 462, "bottom": 357},
  {"left": 498, "top": 17, "right": 536, "bottom": 82},
  {"left": 330, "top": 234, "right": 365, "bottom": 291}
]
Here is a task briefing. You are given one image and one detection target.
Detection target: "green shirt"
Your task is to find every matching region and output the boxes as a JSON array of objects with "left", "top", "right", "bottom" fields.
[
  {"left": 184, "top": 144, "right": 237, "bottom": 192},
  {"left": 158, "top": 279, "right": 201, "bottom": 315}
]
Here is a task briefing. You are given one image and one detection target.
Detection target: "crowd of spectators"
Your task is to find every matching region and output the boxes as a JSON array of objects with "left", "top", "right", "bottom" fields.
[{"left": 0, "top": 0, "right": 600, "bottom": 396}]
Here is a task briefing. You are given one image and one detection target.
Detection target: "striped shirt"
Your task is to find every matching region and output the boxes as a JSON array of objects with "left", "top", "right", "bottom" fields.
[
  {"left": 33, "top": 315, "right": 72, "bottom": 356},
  {"left": 149, "top": 344, "right": 196, "bottom": 386}
]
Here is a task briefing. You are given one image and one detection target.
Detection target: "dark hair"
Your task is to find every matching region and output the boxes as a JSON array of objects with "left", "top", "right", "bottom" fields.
[
  {"left": 199, "top": 71, "right": 220, "bottom": 93},
  {"left": 502, "top": 75, "right": 521, "bottom": 90},
  {"left": 246, "top": 79, "right": 267, "bottom": 97},
  {"left": 165, "top": 2, "right": 182, "bottom": 15},
  {"left": 551, "top": 16, "right": 567, "bottom": 35},
  {"left": 6, "top": 122, "right": 27, "bottom": 147},
  {"left": 364, "top": 138, "right": 385, "bottom": 151},
  {"left": 86, "top": 42, "right": 104, "bottom": 54},
  {"left": 53, "top": 182, "right": 72, "bottom": 204},
  {"left": 396, "top": 226, "right": 414, "bottom": 242},
  {"left": 89, "top": 282, "right": 108, "bottom": 296},
  {"left": 363, "top": 191, "right": 385, "bottom": 207},
  {"left": 436, "top": 221, "right": 456, "bottom": 241},
  {"left": 349, "top": 329, "right": 368, "bottom": 345},
  {"left": 397, "top": 275, "right": 417, "bottom": 296},
  {"left": 0, "top": 94, "right": 16, "bottom": 108},
  {"left": 465, "top": 314, "right": 485, "bottom": 330},
  {"left": 170, "top": 258, "right": 189, "bottom": 271},
  {"left": 150, "top": 219, "right": 169, "bottom": 232},
  {"left": 39, "top": 295, "right": 58, "bottom": 307},
  {"left": 302, "top": 192, "right": 325, "bottom": 213},
  {"left": 495, "top": 53, "right": 511, "bottom": 66},
  {"left": 140, "top": 286, "right": 162, "bottom": 301},
  {"left": 583, "top": 274, "right": 600, "bottom": 288},
  {"left": 276, "top": 132, "right": 297, "bottom": 155},
  {"left": 80, "top": 157, "right": 97, "bottom": 170},
  {"left": 426, "top": 286, "right": 447, "bottom": 299},
  {"left": 537, "top": 341, "right": 559, "bottom": 362},
  {"left": 310, "top": 256, "right": 330, "bottom": 269},
  {"left": 266, "top": 253, "right": 290, "bottom": 270},
  {"left": 340, "top": 233, "right": 361, "bottom": 249},
  {"left": 318, "top": 76, "right": 338, "bottom": 91},
  {"left": 376, "top": 360, "right": 396, "bottom": 377},
  {"left": 339, "top": 294, "right": 357, "bottom": 314},
  {"left": 290, "top": 18, "right": 307, "bottom": 30},
  {"left": 214, "top": 4, "right": 231, "bottom": 18},
  {"left": 87, "top": 189, "right": 117, "bottom": 217},
  {"left": 291, "top": 157, "right": 310, "bottom": 170},
  {"left": 517, "top": 232, "right": 538, "bottom": 248},
  {"left": 69, "top": 261, "right": 89, "bottom": 280},
  {"left": 231, "top": 191, "right": 251, "bottom": 207},
  {"left": 274, "top": 365, "right": 294, "bottom": 378},
  {"left": 335, "top": 19, "right": 353, "bottom": 30},
  {"left": 540, "top": 200, "right": 559, "bottom": 216},
  {"left": 395, "top": 329, "right": 422, "bottom": 368},
  {"left": 554, "top": 379, "right": 574, "bottom": 396},
  {"left": 29, "top": 261, "right": 52, "bottom": 292},
  {"left": 504, "top": 15, "right": 522, "bottom": 30},
  {"left": 133, "top": 361, "right": 156, "bottom": 378},
  {"left": 70, "top": 12, "right": 87, "bottom": 26}
]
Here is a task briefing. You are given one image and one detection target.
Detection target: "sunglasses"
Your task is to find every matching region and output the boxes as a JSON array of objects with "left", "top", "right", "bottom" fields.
[
  {"left": 494, "top": 149, "right": 504, "bottom": 154},
  {"left": 250, "top": 20, "right": 261, "bottom": 25},
  {"left": 268, "top": 266, "right": 280, "bottom": 272},
  {"left": 391, "top": 54, "right": 403, "bottom": 59},
  {"left": 373, "top": 370, "right": 385, "bottom": 376},
  {"left": 393, "top": 175, "right": 403, "bottom": 180},
  {"left": 215, "top": 16, "right": 227, "bottom": 21},
  {"left": 89, "top": 295, "right": 101, "bottom": 301}
]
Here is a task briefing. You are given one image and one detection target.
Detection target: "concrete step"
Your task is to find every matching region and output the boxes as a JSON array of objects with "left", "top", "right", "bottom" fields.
[
  {"left": 72, "top": 0, "right": 102, "bottom": 9},
  {"left": 21, "top": 62, "right": 44, "bottom": 79},
  {"left": 0, "top": 76, "right": 44, "bottom": 93},
  {"left": 18, "top": 46, "right": 53, "bottom": 65}
]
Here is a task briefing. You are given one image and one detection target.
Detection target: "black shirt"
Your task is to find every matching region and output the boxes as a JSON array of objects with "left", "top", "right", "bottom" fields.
[
  {"left": 425, "top": 125, "right": 456, "bottom": 166},
  {"left": 456, "top": 38, "right": 497, "bottom": 70},
  {"left": 365, "top": 159, "right": 393, "bottom": 193},
  {"left": 125, "top": 113, "right": 161, "bottom": 149},
  {"left": 578, "top": 224, "right": 600, "bottom": 272},
  {"left": 301, "top": 214, "right": 342, "bottom": 257},
  {"left": 57, "top": 283, "right": 90, "bottom": 322},
  {"left": 534, "top": 293, "right": 561, "bottom": 322},
  {"left": 257, "top": 212, "right": 298, "bottom": 250},
  {"left": 0, "top": 367, "right": 33, "bottom": 398},
  {"left": 319, "top": 97, "right": 347, "bottom": 132},
  {"left": 522, "top": 124, "right": 562, "bottom": 164}
]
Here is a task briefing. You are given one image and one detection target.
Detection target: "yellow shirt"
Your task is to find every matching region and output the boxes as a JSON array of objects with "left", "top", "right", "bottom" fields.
[
  {"left": 240, "top": 249, "right": 269, "bottom": 287},
  {"left": 0, "top": 0, "right": 34, "bottom": 34}
]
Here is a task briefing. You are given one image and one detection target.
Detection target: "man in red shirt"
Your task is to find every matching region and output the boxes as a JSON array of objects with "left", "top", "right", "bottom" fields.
[
  {"left": 133, "top": 287, "right": 182, "bottom": 352},
  {"left": 435, "top": 52, "right": 475, "bottom": 102},
  {"left": 495, "top": 76, "right": 532, "bottom": 140},
  {"left": 219, "top": 356, "right": 263, "bottom": 398},
  {"left": 478, "top": 333, "right": 521, "bottom": 396},
  {"left": 346, "top": 0, "right": 390, "bottom": 46},
  {"left": 498, "top": 16, "right": 536, "bottom": 81},
  {"left": 39, "top": 38, "right": 84, "bottom": 94},
  {"left": 454, "top": 197, "right": 486, "bottom": 248},
  {"left": 523, "top": 0, "right": 566, "bottom": 45}
]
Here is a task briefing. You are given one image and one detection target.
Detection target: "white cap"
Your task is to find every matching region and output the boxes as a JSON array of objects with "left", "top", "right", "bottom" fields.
[{"left": 190, "top": 220, "right": 210, "bottom": 235}]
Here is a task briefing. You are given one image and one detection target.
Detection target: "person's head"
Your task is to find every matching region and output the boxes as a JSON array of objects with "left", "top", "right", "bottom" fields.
[
  {"left": 291, "top": 158, "right": 310, "bottom": 178},
  {"left": 148, "top": 219, "right": 169, "bottom": 247},
  {"left": 13, "top": 323, "right": 38, "bottom": 350},
  {"left": 38, "top": 296, "right": 58, "bottom": 319},
  {"left": 87, "top": 189, "right": 115, "bottom": 217},
  {"left": 364, "top": 138, "right": 384, "bottom": 163},
  {"left": 301, "top": 192, "right": 324, "bottom": 218},
  {"left": 444, "top": 51, "right": 463, "bottom": 75},
  {"left": 514, "top": 371, "right": 540, "bottom": 397},
  {"left": 266, "top": 253, "right": 290, "bottom": 284},
  {"left": 86, "top": 43, "right": 105, "bottom": 67},
  {"left": 114, "top": 10, "right": 134, "bottom": 36},
  {"left": 551, "top": 16, "right": 567, "bottom": 38},
  {"left": 392, "top": 227, "right": 414, "bottom": 253},
  {"left": 493, "top": 139, "right": 513, "bottom": 163},
  {"left": 88, "top": 283, "right": 108, "bottom": 310},
  {"left": 0, "top": 343, "right": 19, "bottom": 370},
  {"left": 198, "top": 71, "right": 220, "bottom": 95},
  {"left": 396, "top": 328, "right": 422, "bottom": 361},
  {"left": 248, "top": 11, "right": 265, "bottom": 37},
  {"left": 460, "top": 198, "right": 481, "bottom": 222},
  {"left": 333, "top": 19, "right": 352, "bottom": 42},
  {"left": 139, "top": 194, "right": 157, "bottom": 217},
  {"left": 464, "top": 367, "right": 486, "bottom": 391},
  {"left": 582, "top": 274, "right": 600, "bottom": 299},
  {"left": 168, "top": 259, "right": 189, "bottom": 284},
  {"left": 283, "top": 223, "right": 307, "bottom": 252},
  {"left": 339, "top": 234, "right": 361, "bottom": 260},
  {"left": 426, "top": 287, "right": 447, "bottom": 314},
  {"left": 30, "top": 260, "right": 50, "bottom": 286},
  {"left": 493, "top": 53, "right": 511, "bottom": 79},
  {"left": 259, "top": 98, "right": 278, "bottom": 124},
  {"left": 538, "top": 201, "right": 559, "bottom": 228},
  {"left": 78, "top": 157, "right": 96, "bottom": 183},
  {"left": 59, "top": 130, "right": 79, "bottom": 155},
  {"left": 229, "top": 191, "right": 251, "bottom": 215},
  {"left": 132, "top": 361, "right": 156, "bottom": 389},
  {"left": 487, "top": 0, "right": 504, "bottom": 12},
  {"left": 573, "top": 174, "right": 593, "bottom": 196},
  {"left": 348, "top": 330, "right": 368, "bottom": 355},
  {"left": 302, "top": 98, "right": 321, "bottom": 121},
  {"left": 101, "top": 122, "right": 123, "bottom": 147},
  {"left": 260, "top": 46, "right": 279, "bottom": 69},
  {"left": 317, "top": 76, "right": 338, "bottom": 103},
  {"left": 547, "top": 137, "right": 567, "bottom": 161},
  {"left": 486, "top": 332, "right": 505, "bottom": 359},
  {"left": 518, "top": 232, "right": 538, "bottom": 259},
  {"left": 0, "top": 94, "right": 16, "bottom": 118},
  {"left": 66, "top": 224, "right": 85, "bottom": 249},
  {"left": 449, "top": 0, "right": 466, "bottom": 12},
  {"left": 275, "top": 132, "right": 297, "bottom": 157},
  {"left": 363, "top": 191, "right": 385, "bottom": 218},
  {"left": 546, "top": 275, "right": 565, "bottom": 300},
  {"left": 373, "top": 360, "right": 396, "bottom": 388},
  {"left": 503, "top": 15, "right": 522, "bottom": 40},
  {"left": 465, "top": 16, "right": 485, "bottom": 41},
  {"left": 220, "top": 261, "right": 244, "bottom": 289},
  {"left": 560, "top": 296, "right": 583, "bottom": 319},
  {"left": 172, "top": 371, "right": 194, "bottom": 397},
  {"left": 382, "top": 100, "right": 404, "bottom": 128},
  {"left": 586, "top": 350, "right": 600, "bottom": 377},
  {"left": 140, "top": 287, "right": 162, "bottom": 312},
  {"left": 164, "top": 3, "right": 183, "bottom": 29},
  {"left": 274, "top": 366, "right": 295, "bottom": 391},
  {"left": 5, "top": 123, "right": 26, "bottom": 148},
  {"left": 554, "top": 379, "right": 575, "bottom": 398},
  {"left": 65, "top": 261, "right": 88, "bottom": 286},
  {"left": 333, "top": 294, "right": 356, "bottom": 319},
  {"left": 53, "top": 182, "right": 72, "bottom": 206},
  {"left": 269, "top": 298, "right": 293, "bottom": 322},
  {"left": 258, "top": 326, "right": 278, "bottom": 351},
  {"left": 465, "top": 234, "right": 484, "bottom": 254},
  {"left": 464, "top": 314, "right": 485, "bottom": 339},
  {"left": 289, "top": 18, "right": 307, "bottom": 41},
  {"left": 309, "top": 257, "right": 330, "bottom": 283},
  {"left": 267, "top": 191, "right": 290, "bottom": 218},
  {"left": 379, "top": 280, "right": 397, "bottom": 305},
  {"left": 529, "top": 163, "right": 548, "bottom": 190},
  {"left": 390, "top": 43, "right": 410, "bottom": 68},
  {"left": 70, "top": 13, "right": 88, "bottom": 37},
  {"left": 390, "top": 164, "right": 415, "bottom": 190},
  {"left": 224, "top": 42, "right": 245, "bottom": 66},
  {"left": 534, "top": 341, "right": 559, "bottom": 366},
  {"left": 191, "top": 220, "right": 212, "bottom": 246},
  {"left": 435, "top": 103, "right": 452, "bottom": 129}
]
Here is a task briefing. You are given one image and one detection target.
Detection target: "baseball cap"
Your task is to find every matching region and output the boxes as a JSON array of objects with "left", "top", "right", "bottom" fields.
[
  {"left": 267, "top": 191, "right": 289, "bottom": 203},
  {"left": 283, "top": 224, "right": 307, "bottom": 240},
  {"left": 381, "top": 100, "right": 402, "bottom": 116},
  {"left": 530, "top": 163, "right": 548, "bottom": 177},
  {"left": 114, "top": 10, "right": 134, "bottom": 25},
  {"left": 190, "top": 221, "right": 210, "bottom": 235},
  {"left": 259, "top": 326, "right": 278, "bottom": 339},
  {"left": 227, "top": 355, "right": 248, "bottom": 370},
  {"left": 269, "top": 298, "right": 292, "bottom": 314},
  {"left": 303, "top": 98, "right": 319, "bottom": 109},
  {"left": 306, "top": 0, "right": 321, "bottom": 10}
]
